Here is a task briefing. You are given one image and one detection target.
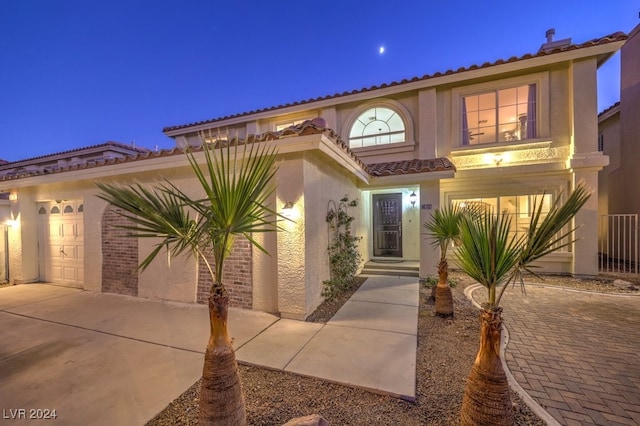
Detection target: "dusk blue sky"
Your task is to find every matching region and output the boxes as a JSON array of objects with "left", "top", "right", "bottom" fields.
[{"left": 1, "top": 1, "right": 638, "bottom": 162}]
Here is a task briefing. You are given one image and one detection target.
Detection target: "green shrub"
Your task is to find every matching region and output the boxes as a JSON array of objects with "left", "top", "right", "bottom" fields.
[{"left": 323, "top": 196, "right": 362, "bottom": 300}]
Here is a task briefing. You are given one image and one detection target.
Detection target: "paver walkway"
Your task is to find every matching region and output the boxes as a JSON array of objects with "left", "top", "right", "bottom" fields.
[{"left": 470, "top": 285, "right": 640, "bottom": 426}]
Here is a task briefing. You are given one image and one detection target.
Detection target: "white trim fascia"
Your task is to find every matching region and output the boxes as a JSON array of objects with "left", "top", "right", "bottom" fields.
[
  {"left": 317, "top": 135, "right": 371, "bottom": 184},
  {"left": 0, "top": 145, "right": 146, "bottom": 170},
  {"left": 163, "top": 41, "right": 625, "bottom": 137},
  {"left": 452, "top": 161, "right": 568, "bottom": 179},
  {"left": 598, "top": 105, "right": 620, "bottom": 123},
  {"left": 0, "top": 134, "right": 371, "bottom": 189}
]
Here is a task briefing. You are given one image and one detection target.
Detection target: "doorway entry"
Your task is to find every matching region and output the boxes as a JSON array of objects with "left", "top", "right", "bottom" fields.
[{"left": 372, "top": 193, "right": 403, "bottom": 258}]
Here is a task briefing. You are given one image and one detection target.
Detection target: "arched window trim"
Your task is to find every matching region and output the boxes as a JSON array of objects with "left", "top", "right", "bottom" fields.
[{"left": 342, "top": 99, "right": 415, "bottom": 152}]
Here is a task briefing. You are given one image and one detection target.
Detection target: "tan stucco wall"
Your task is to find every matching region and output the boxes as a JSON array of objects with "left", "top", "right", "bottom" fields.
[
  {"left": 598, "top": 112, "right": 620, "bottom": 216},
  {"left": 618, "top": 24, "right": 640, "bottom": 216},
  {"left": 0, "top": 200, "right": 10, "bottom": 282},
  {"left": 419, "top": 181, "right": 441, "bottom": 278},
  {"left": 275, "top": 152, "right": 362, "bottom": 319},
  {"left": 252, "top": 190, "right": 279, "bottom": 313}
]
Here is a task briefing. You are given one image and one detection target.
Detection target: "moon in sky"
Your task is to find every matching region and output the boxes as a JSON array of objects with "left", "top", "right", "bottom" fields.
[{"left": 379, "top": 46, "right": 385, "bottom": 55}]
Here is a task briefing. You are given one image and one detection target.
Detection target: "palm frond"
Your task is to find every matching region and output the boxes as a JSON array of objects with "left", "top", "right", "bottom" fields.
[
  {"left": 456, "top": 209, "right": 524, "bottom": 307},
  {"left": 95, "top": 182, "right": 200, "bottom": 272},
  {"left": 424, "top": 203, "right": 464, "bottom": 259},
  {"left": 518, "top": 185, "right": 591, "bottom": 268},
  {"left": 96, "top": 137, "right": 283, "bottom": 288}
]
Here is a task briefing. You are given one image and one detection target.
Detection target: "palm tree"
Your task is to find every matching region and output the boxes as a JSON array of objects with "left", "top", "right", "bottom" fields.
[
  {"left": 424, "top": 204, "right": 463, "bottom": 317},
  {"left": 96, "top": 139, "right": 280, "bottom": 425},
  {"left": 457, "top": 185, "right": 591, "bottom": 426}
]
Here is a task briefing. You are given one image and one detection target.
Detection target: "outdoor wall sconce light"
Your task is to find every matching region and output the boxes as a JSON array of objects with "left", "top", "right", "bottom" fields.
[
  {"left": 8, "top": 193, "right": 17, "bottom": 201},
  {"left": 409, "top": 191, "right": 417, "bottom": 207},
  {"left": 282, "top": 201, "right": 294, "bottom": 210}
]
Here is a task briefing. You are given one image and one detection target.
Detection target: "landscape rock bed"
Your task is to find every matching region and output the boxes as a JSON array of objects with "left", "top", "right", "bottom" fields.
[{"left": 148, "top": 272, "right": 633, "bottom": 425}]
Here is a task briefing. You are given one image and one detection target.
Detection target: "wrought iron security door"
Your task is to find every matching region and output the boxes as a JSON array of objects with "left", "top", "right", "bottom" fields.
[{"left": 372, "top": 193, "right": 403, "bottom": 257}]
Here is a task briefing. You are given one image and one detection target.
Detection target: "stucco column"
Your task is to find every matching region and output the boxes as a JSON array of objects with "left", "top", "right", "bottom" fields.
[
  {"left": 418, "top": 88, "right": 437, "bottom": 159},
  {"left": 275, "top": 158, "right": 307, "bottom": 319},
  {"left": 8, "top": 191, "right": 39, "bottom": 283},
  {"left": 252, "top": 190, "right": 279, "bottom": 313},
  {"left": 419, "top": 180, "right": 441, "bottom": 278},
  {"left": 571, "top": 59, "right": 598, "bottom": 154},
  {"left": 572, "top": 169, "right": 600, "bottom": 277}
]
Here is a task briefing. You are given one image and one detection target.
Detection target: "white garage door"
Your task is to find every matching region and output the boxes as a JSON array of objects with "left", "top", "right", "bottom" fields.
[{"left": 38, "top": 201, "right": 84, "bottom": 286}]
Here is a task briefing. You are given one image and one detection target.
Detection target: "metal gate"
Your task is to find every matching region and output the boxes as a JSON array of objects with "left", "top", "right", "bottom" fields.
[{"left": 598, "top": 214, "right": 639, "bottom": 273}]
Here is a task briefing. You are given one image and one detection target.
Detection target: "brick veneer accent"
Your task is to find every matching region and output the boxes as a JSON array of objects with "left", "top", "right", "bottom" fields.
[
  {"left": 102, "top": 206, "right": 139, "bottom": 296},
  {"left": 197, "top": 237, "right": 252, "bottom": 309}
]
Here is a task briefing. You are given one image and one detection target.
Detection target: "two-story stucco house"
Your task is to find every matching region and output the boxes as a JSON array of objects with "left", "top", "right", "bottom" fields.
[{"left": 0, "top": 30, "right": 626, "bottom": 319}]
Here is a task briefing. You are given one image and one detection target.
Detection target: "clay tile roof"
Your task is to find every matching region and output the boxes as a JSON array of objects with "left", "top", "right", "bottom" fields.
[
  {"left": 0, "top": 159, "right": 9, "bottom": 166},
  {"left": 0, "top": 120, "right": 377, "bottom": 182},
  {"left": 1, "top": 141, "right": 150, "bottom": 166},
  {"left": 368, "top": 158, "right": 456, "bottom": 177},
  {"left": 0, "top": 120, "right": 456, "bottom": 182},
  {"left": 163, "top": 31, "right": 627, "bottom": 134},
  {"left": 598, "top": 101, "right": 620, "bottom": 117}
]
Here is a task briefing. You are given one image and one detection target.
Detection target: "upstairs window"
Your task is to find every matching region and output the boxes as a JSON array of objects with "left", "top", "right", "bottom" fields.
[
  {"left": 462, "top": 84, "right": 537, "bottom": 145},
  {"left": 275, "top": 119, "right": 308, "bottom": 131},
  {"left": 349, "top": 107, "right": 405, "bottom": 148},
  {"left": 598, "top": 133, "right": 604, "bottom": 152}
]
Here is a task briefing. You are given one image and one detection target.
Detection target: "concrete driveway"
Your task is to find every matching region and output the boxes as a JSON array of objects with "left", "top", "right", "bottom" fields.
[
  {"left": 0, "top": 284, "right": 277, "bottom": 426},
  {"left": 1, "top": 277, "right": 419, "bottom": 425}
]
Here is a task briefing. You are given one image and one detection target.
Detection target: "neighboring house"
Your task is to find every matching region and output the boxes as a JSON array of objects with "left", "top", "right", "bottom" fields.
[
  {"left": 0, "top": 30, "right": 626, "bottom": 319},
  {"left": 599, "top": 24, "right": 640, "bottom": 216},
  {"left": 598, "top": 23, "right": 640, "bottom": 268}
]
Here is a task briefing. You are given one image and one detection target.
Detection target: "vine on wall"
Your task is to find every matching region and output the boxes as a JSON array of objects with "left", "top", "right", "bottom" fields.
[{"left": 323, "top": 195, "right": 362, "bottom": 300}]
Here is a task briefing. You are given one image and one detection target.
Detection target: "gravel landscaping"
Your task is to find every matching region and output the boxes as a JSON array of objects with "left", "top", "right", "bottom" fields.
[{"left": 147, "top": 272, "right": 637, "bottom": 425}]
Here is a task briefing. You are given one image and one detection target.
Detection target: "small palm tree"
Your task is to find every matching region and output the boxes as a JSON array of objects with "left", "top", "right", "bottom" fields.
[
  {"left": 97, "top": 139, "right": 280, "bottom": 425},
  {"left": 424, "top": 204, "right": 463, "bottom": 317},
  {"left": 457, "top": 185, "right": 590, "bottom": 426}
]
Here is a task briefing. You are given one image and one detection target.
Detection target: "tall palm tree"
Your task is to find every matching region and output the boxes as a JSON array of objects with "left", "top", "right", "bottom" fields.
[
  {"left": 97, "top": 139, "right": 280, "bottom": 425},
  {"left": 457, "top": 185, "right": 590, "bottom": 426},
  {"left": 424, "top": 204, "right": 463, "bottom": 317}
]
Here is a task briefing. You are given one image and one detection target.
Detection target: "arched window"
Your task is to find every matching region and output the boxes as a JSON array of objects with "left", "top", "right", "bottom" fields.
[
  {"left": 64, "top": 205, "right": 74, "bottom": 214},
  {"left": 349, "top": 106, "right": 406, "bottom": 148}
]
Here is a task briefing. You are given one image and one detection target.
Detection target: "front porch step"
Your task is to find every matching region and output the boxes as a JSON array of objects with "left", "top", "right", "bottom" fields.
[{"left": 360, "top": 261, "right": 419, "bottom": 278}]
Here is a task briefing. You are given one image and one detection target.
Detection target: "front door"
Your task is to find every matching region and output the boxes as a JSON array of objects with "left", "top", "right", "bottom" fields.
[{"left": 373, "top": 193, "right": 403, "bottom": 257}]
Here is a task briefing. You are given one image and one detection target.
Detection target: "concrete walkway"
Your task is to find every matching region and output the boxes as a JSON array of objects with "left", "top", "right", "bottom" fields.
[
  {"left": 468, "top": 284, "right": 640, "bottom": 426},
  {"left": 0, "top": 275, "right": 418, "bottom": 425}
]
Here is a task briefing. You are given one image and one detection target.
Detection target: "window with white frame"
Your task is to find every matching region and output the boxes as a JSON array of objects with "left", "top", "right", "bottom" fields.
[
  {"left": 451, "top": 192, "right": 569, "bottom": 251},
  {"left": 462, "top": 84, "right": 537, "bottom": 146},
  {"left": 349, "top": 106, "right": 406, "bottom": 148}
]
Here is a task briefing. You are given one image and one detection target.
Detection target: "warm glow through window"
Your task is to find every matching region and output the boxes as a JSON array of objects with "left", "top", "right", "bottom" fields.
[
  {"left": 462, "top": 84, "right": 537, "bottom": 145},
  {"left": 349, "top": 107, "right": 405, "bottom": 148},
  {"left": 452, "top": 193, "right": 565, "bottom": 250}
]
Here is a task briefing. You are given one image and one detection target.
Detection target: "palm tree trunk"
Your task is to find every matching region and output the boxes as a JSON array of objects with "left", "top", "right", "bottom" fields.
[
  {"left": 435, "top": 259, "right": 454, "bottom": 317},
  {"left": 460, "top": 307, "right": 513, "bottom": 426},
  {"left": 198, "top": 287, "right": 246, "bottom": 426}
]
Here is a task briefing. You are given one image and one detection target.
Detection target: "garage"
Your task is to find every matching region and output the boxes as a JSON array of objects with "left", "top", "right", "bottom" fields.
[{"left": 37, "top": 201, "right": 84, "bottom": 287}]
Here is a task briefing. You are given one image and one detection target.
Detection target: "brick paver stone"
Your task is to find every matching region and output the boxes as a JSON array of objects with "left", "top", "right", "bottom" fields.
[{"left": 471, "top": 285, "right": 640, "bottom": 425}]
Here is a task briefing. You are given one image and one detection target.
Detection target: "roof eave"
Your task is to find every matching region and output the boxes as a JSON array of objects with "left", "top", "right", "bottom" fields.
[
  {"left": 163, "top": 35, "right": 626, "bottom": 137},
  {"left": 366, "top": 170, "right": 455, "bottom": 188}
]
